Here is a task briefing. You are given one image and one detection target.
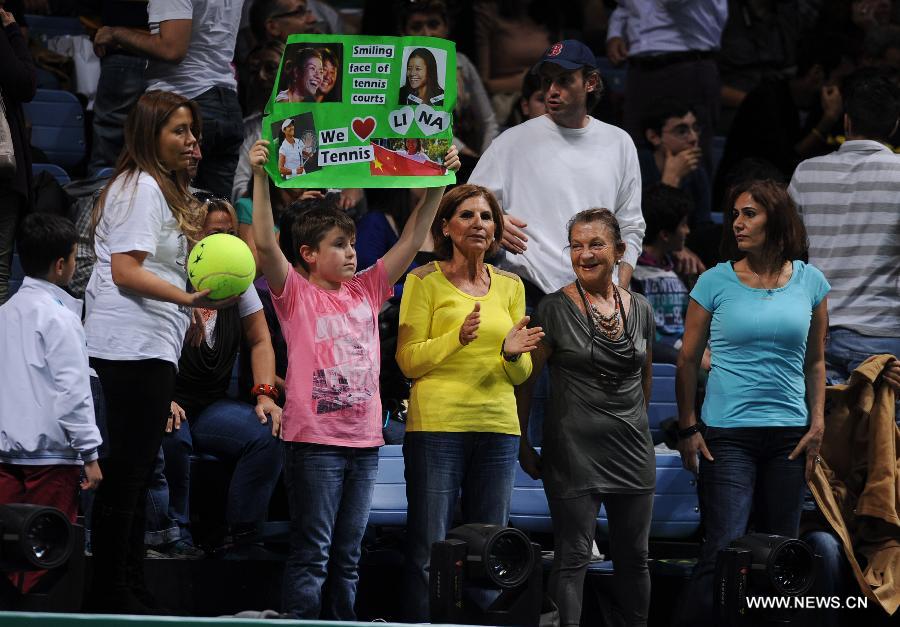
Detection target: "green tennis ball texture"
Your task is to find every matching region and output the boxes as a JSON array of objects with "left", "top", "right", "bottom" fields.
[{"left": 188, "top": 234, "right": 256, "bottom": 299}]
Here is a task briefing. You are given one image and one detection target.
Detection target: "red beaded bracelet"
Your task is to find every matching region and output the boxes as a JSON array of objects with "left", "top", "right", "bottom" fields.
[{"left": 250, "top": 384, "right": 278, "bottom": 401}]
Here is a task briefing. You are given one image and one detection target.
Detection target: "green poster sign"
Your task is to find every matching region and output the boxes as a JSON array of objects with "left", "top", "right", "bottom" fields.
[{"left": 261, "top": 34, "right": 457, "bottom": 189}]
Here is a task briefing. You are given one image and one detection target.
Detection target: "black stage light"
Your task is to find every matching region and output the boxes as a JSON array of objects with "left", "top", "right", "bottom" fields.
[
  {"left": 0, "top": 504, "right": 74, "bottom": 571},
  {"left": 430, "top": 523, "right": 542, "bottom": 626},
  {"left": 716, "top": 533, "right": 818, "bottom": 626}
]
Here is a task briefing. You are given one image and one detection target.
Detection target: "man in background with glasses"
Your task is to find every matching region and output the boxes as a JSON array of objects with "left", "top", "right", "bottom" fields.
[{"left": 638, "top": 99, "right": 713, "bottom": 257}]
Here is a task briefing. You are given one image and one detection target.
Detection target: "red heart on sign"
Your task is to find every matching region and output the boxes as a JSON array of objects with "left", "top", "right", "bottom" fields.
[{"left": 352, "top": 116, "right": 377, "bottom": 142}]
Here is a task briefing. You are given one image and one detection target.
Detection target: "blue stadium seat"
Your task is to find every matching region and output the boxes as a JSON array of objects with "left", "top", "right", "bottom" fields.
[
  {"left": 93, "top": 166, "right": 116, "bottom": 180},
  {"left": 508, "top": 463, "right": 553, "bottom": 533},
  {"left": 33, "top": 162, "right": 71, "bottom": 185},
  {"left": 24, "top": 14, "right": 86, "bottom": 41},
  {"left": 597, "top": 450, "right": 699, "bottom": 539},
  {"left": 368, "top": 445, "right": 407, "bottom": 527},
  {"left": 649, "top": 363, "right": 677, "bottom": 444},
  {"left": 23, "top": 90, "right": 86, "bottom": 170},
  {"left": 509, "top": 447, "right": 700, "bottom": 541}
]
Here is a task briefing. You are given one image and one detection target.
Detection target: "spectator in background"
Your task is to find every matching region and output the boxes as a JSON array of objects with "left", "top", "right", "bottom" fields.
[
  {"left": 249, "top": 0, "right": 318, "bottom": 45},
  {"left": 0, "top": 5, "right": 35, "bottom": 304},
  {"left": 0, "top": 213, "right": 102, "bottom": 595},
  {"left": 860, "top": 23, "right": 900, "bottom": 69},
  {"left": 398, "top": 0, "right": 498, "bottom": 181},
  {"left": 639, "top": 100, "right": 712, "bottom": 230},
  {"left": 606, "top": 0, "right": 728, "bottom": 174},
  {"left": 816, "top": 0, "right": 895, "bottom": 62},
  {"left": 504, "top": 71, "right": 546, "bottom": 128},
  {"left": 631, "top": 184, "right": 709, "bottom": 368},
  {"left": 788, "top": 68, "right": 900, "bottom": 384},
  {"left": 146, "top": 196, "right": 282, "bottom": 558},
  {"left": 712, "top": 39, "right": 846, "bottom": 207},
  {"left": 470, "top": 40, "right": 644, "bottom": 304},
  {"left": 94, "top": 0, "right": 245, "bottom": 199},
  {"left": 233, "top": 39, "right": 285, "bottom": 203},
  {"left": 474, "top": 0, "right": 555, "bottom": 122},
  {"left": 89, "top": 0, "right": 149, "bottom": 172},
  {"left": 717, "top": 0, "right": 801, "bottom": 124}
]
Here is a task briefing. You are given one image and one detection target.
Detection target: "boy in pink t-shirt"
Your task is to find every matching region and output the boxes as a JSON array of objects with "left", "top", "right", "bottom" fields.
[{"left": 248, "top": 139, "right": 459, "bottom": 619}]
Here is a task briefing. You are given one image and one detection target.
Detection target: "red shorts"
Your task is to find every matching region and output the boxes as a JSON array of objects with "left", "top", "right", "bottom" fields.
[{"left": 0, "top": 464, "right": 81, "bottom": 593}]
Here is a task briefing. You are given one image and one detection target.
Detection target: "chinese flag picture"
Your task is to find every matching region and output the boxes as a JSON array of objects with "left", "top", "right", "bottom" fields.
[{"left": 369, "top": 143, "right": 447, "bottom": 177}]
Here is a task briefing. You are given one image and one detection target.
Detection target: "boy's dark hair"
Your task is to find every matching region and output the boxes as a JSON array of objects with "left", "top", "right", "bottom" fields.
[
  {"left": 843, "top": 67, "right": 900, "bottom": 141},
  {"left": 17, "top": 213, "right": 77, "bottom": 278},
  {"left": 287, "top": 196, "right": 355, "bottom": 272},
  {"left": 641, "top": 183, "right": 693, "bottom": 244},
  {"left": 397, "top": 0, "right": 449, "bottom": 31},
  {"left": 640, "top": 99, "right": 694, "bottom": 136}
]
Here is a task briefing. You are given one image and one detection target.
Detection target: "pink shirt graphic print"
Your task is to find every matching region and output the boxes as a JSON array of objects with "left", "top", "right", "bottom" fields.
[{"left": 272, "top": 260, "right": 393, "bottom": 447}]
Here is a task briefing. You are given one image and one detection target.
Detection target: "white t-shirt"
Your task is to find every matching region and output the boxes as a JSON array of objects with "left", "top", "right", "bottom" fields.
[
  {"left": 469, "top": 115, "right": 645, "bottom": 294},
  {"left": 85, "top": 172, "right": 191, "bottom": 367},
  {"left": 145, "top": 0, "right": 241, "bottom": 100},
  {"left": 279, "top": 137, "right": 306, "bottom": 178}
]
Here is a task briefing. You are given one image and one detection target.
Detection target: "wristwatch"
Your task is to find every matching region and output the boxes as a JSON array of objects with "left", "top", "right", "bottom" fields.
[
  {"left": 677, "top": 424, "right": 702, "bottom": 440},
  {"left": 250, "top": 383, "right": 278, "bottom": 401}
]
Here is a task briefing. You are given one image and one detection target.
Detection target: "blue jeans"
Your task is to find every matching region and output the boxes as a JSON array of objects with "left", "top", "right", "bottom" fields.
[
  {"left": 191, "top": 87, "right": 244, "bottom": 199},
  {"left": 145, "top": 399, "right": 283, "bottom": 542},
  {"left": 281, "top": 442, "right": 378, "bottom": 620},
  {"left": 402, "top": 431, "right": 520, "bottom": 622},
  {"left": 90, "top": 54, "right": 147, "bottom": 171},
  {"left": 826, "top": 327, "right": 900, "bottom": 384},
  {"left": 146, "top": 433, "right": 191, "bottom": 546},
  {"left": 677, "top": 425, "right": 808, "bottom": 627}
]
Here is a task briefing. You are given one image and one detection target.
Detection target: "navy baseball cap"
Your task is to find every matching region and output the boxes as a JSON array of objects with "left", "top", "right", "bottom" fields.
[{"left": 532, "top": 40, "right": 598, "bottom": 73}]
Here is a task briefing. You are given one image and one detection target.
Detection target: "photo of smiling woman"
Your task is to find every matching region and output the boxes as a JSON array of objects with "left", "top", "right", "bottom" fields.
[
  {"left": 276, "top": 47, "right": 323, "bottom": 103},
  {"left": 398, "top": 47, "right": 445, "bottom": 107}
]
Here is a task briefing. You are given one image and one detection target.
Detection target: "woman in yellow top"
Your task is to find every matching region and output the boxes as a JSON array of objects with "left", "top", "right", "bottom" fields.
[{"left": 396, "top": 184, "right": 544, "bottom": 622}]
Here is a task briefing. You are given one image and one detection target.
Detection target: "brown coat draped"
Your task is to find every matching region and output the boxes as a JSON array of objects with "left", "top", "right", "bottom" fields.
[{"left": 808, "top": 354, "right": 900, "bottom": 615}]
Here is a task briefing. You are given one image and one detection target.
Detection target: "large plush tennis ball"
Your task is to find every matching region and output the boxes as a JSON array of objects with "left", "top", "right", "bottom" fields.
[{"left": 188, "top": 233, "right": 256, "bottom": 300}]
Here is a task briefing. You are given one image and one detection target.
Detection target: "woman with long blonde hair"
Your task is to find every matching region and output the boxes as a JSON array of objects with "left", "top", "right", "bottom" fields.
[{"left": 84, "top": 90, "right": 236, "bottom": 613}]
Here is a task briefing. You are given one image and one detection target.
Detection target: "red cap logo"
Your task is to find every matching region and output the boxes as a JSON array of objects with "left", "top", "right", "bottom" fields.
[{"left": 549, "top": 42, "right": 563, "bottom": 57}]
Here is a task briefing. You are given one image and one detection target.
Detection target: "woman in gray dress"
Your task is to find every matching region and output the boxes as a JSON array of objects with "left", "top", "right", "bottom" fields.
[{"left": 516, "top": 208, "right": 656, "bottom": 627}]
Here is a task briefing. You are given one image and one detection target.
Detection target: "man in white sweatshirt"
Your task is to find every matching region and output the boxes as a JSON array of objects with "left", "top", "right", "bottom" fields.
[
  {"left": 470, "top": 39, "right": 645, "bottom": 305},
  {"left": 0, "top": 214, "right": 102, "bottom": 592}
]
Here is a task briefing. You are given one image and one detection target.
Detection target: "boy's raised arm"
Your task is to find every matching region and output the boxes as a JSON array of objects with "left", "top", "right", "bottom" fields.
[
  {"left": 382, "top": 146, "right": 460, "bottom": 285},
  {"left": 250, "top": 140, "right": 291, "bottom": 296}
]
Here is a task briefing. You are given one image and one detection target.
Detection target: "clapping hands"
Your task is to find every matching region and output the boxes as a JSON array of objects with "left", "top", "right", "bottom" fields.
[{"left": 503, "top": 316, "right": 544, "bottom": 357}]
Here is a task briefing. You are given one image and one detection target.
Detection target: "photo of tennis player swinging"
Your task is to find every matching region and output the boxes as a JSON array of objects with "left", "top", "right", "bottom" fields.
[{"left": 273, "top": 112, "right": 319, "bottom": 178}]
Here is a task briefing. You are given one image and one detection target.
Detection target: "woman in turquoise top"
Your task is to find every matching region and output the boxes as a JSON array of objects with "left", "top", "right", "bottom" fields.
[{"left": 674, "top": 179, "right": 829, "bottom": 626}]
